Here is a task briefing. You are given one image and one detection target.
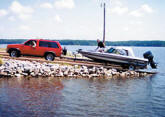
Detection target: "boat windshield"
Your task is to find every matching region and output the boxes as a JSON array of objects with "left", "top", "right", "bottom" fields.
[{"left": 106, "top": 48, "right": 128, "bottom": 56}]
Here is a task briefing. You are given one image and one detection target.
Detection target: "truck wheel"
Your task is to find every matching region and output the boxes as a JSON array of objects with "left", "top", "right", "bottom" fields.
[
  {"left": 45, "top": 53, "right": 55, "bottom": 61},
  {"left": 9, "top": 50, "right": 20, "bottom": 57}
]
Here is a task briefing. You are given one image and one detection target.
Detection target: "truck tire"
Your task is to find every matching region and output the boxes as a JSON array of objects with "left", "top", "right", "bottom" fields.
[
  {"left": 45, "top": 53, "right": 55, "bottom": 61},
  {"left": 9, "top": 50, "right": 20, "bottom": 57}
]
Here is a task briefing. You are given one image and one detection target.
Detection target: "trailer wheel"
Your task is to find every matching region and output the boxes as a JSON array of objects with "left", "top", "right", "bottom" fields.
[{"left": 129, "top": 65, "right": 136, "bottom": 70}]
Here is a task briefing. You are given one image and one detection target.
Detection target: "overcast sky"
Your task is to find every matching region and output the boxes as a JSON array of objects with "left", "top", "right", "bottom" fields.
[{"left": 0, "top": 0, "right": 164, "bottom": 41}]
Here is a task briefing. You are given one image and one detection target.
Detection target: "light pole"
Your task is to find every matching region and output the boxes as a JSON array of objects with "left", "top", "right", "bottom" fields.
[{"left": 103, "top": 2, "right": 106, "bottom": 43}]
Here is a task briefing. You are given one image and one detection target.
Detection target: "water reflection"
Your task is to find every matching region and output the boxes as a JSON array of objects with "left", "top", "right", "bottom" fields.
[{"left": 0, "top": 78, "right": 64, "bottom": 117}]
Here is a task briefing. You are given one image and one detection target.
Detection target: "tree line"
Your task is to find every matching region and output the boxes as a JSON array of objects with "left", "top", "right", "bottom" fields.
[{"left": 0, "top": 39, "right": 165, "bottom": 47}]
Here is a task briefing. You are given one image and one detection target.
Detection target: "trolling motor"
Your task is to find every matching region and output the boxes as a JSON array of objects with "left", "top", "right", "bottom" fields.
[{"left": 143, "top": 51, "right": 157, "bottom": 69}]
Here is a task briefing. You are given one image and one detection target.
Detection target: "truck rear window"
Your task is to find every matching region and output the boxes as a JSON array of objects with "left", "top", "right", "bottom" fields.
[{"left": 39, "top": 41, "right": 59, "bottom": 48}]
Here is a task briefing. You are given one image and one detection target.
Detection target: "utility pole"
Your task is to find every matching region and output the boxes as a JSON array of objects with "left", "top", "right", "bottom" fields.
[{"left": 103, "top": 2, "right": 106, "bottom": 43}]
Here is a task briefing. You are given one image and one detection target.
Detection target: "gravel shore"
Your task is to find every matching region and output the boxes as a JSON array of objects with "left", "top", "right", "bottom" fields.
[{"left": 0, "top": 59, "right": 149, "bottom": 79}]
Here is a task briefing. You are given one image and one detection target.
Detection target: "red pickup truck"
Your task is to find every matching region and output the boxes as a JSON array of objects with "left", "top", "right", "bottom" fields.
[{"left": 6, "top": 39, "right": 63, "bottom": 61}]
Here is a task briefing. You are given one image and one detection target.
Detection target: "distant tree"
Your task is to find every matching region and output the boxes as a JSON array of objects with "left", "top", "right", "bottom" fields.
[{"left": 0, "top": 39, "right": 165, "bottom": 47}]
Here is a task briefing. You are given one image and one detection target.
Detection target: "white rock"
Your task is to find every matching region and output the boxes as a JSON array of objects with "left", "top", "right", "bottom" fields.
[{"left": 15, "top": 74, "right": 21, "bottom": 77}]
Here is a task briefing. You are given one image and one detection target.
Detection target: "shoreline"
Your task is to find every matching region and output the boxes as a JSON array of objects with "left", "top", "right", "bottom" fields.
[
  {"left": 0, "top": 58, "right": 154, "bottom": 79},
  {"left": 1, "top": 40, "right": 165, "bottom": 47}
]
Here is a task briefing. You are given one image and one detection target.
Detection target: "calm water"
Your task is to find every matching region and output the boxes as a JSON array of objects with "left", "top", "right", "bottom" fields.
[{"left": 0, "top": 45, "right": 165, "bottom": 117}]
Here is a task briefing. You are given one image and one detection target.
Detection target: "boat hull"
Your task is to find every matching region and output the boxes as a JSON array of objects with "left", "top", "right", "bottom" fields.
[{"left": 79, "top": 50, "right": 148, "bottom": 69}]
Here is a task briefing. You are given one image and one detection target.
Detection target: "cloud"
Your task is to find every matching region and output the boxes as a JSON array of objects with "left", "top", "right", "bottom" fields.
[
  {"left": 123, "top": 27, "right": 129, "bottom": 31},
  {"left": 19, "top": 25, "right": 30, "bottom": 30},
  {"left": 18, "top": 14, "right": 32, "bottom": 20},
  {"left": 8, "top": 16, "right": 16, "bottom": 21},
  {"left": 54, "top": 15, "right": 62, "bottom": 23},
  {"left": 108, "top": 0, "right": 128, "bottom": 15},
  {"left": 10, "top": 1, "right": 34, "bottom": 14},
  {"left": 141, "top": 4, "right": 153, "bottom": 13},
  {"left": 10, "top": 1, "right": 34, "bottom": 20},
  {"left": 40, "top": 2, "right": 53, "bottom": 9},
  {"left": 109, "top": 1, "right": 153, "bottom": 17},
  {"left": 130, "top": 21, "right": 143, "bottom": 25},
  {"left": 110, "top": 6, "right": 128, "bottom": 15},
  {"left": 54, "top": 0, "right": 75, "bottom": 9},
  {"left": 0, "top": 9, "right": 8, "bottom": 17},
  {"left": 129, "top": 10, "right": 143, "bottom": 17},
  {"left": 129, "top": 4, "right": 153, "bottom": 17},
  {"left": 113, "top": 0, "right": 122, "bottom": 6}
]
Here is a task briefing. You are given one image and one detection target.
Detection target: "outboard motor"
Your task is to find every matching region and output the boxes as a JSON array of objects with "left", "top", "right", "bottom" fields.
[
  {"left": 62, "top": 47, "right": 67, "bottom": 55},
  {"left": 143, "top": 51, "right": 157, "bottom": 69}
]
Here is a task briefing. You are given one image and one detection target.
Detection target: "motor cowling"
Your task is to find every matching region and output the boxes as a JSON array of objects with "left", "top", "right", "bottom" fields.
[{"left": 143, "top": 51, "right": 157, "bottom": 69}]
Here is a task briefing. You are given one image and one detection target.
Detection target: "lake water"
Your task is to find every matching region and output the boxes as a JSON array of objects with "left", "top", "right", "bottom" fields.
[{"left": 0, "top": 45, "right": 165, "bottom": 117}]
